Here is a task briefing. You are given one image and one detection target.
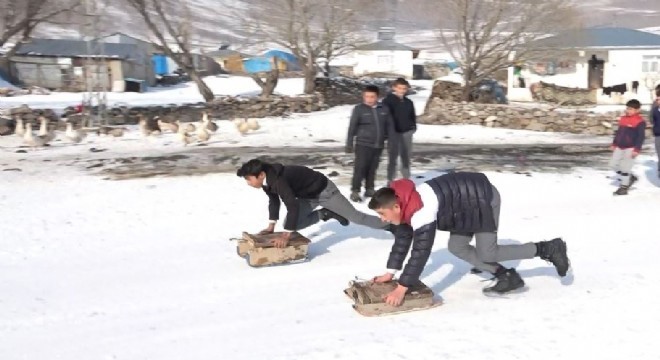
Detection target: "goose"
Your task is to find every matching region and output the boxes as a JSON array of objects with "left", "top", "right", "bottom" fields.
[
  {"left": 14, "top": 116, "right": 25, "bottom": 136},
  {"left": 108, "top": 127, "right": 126, "bottom": 137},
  {"left": 236, "top": 118, "right": 250, "bottom": 135},
  {"left": 139, "top": 114, "right": 160, "bottom": 136},
  {"left": 196, "top": 120, "right": 210, "bottom": 142},
  {"left": 176, "top": 121, "right": 194, "bottom": 146},
  {"left": 157, "top": 118, "right": 179, "bottom": 133},
  {"left": 184, "top": 122, "right": 196, "bottom": 133},
  {"left": 202, "top": 112, "right": 218, "bottom": 133},
  {"left": 23, "top": 122, "right": 53, "bottom": 148},
  {"left": 246, "top": 118, "right": 260, "bottom": 131},
  {"left": 37, "top": 116, "right": 48, "bottom": 137},
  {"left": 65, "top": 122, "right": 87, "bottom": 143}
]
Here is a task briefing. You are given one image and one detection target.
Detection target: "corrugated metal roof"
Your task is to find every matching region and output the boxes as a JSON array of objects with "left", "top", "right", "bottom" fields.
[
  {"left": 531, "top": 27, "right": 660, "bottom": 48},
  {"left": 355, "top": 40, "right": 414, "bottom": 51},
  {"left": 14, "top": 38, "right": 144, "bottom": 60},
  {"left": 206, "top": 49, "right": 250, "bottom": 58}
]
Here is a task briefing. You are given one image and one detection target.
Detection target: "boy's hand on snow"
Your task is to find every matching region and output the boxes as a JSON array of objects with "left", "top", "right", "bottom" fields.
[
  {"left": 372, "top": 273, "right": 394, "bottom": 283},
  {"left": 383, "top": 285, "right": 408, "bottom": 307},
  {"left": 271, "top": 232, "right": 291, "bottom": 248},
  {"left": 632, "top": 151, "right": 639, "bottom": 158}
]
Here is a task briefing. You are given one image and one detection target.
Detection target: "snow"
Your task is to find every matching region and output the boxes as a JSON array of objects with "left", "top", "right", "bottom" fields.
[
  {"left": 1, "top": 136, "right": 660, "bottom": 359},
  {"left": 2, "top": 79, "right": 658, "bottom": 360},
  {"left": 0, "top": 75, "right": 306, "bottom": 111}
]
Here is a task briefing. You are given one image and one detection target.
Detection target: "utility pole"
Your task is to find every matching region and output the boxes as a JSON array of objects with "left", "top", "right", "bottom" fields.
[{"left": 79, "top": 0, "right": 108, "bottom": 127}]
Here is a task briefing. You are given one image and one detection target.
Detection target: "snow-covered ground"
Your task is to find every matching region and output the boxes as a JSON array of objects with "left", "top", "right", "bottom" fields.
[
  {"left": 1, "top": 137, "right": 660, "bottom": 359},
  {"left": 0, "top": 76, "right": 307, "bottom": 111},
  {"left": 2, "top": 77, "right": 660, "bottom": 360}
]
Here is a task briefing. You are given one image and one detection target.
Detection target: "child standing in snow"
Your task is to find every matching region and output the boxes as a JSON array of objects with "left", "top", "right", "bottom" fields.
[
  {"left": 610, "top": 99, "right": 646, "bottom": 195},
  {"left": 383, "top": 78, "right": 416, "bottom": 184},
  {"left": 651, "top": 87, "right": 660, "bottom": 179},
  {"left": 346, "top": 85, "right": 393, "bottom": 203}
]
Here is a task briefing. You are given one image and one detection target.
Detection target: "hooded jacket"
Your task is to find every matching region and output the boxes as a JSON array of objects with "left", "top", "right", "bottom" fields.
[
  {"left": 613, "top": 113, "right": 646, "bottom": 152},
  {"left": 262, "top": 163, "right": 328, "bottom": 231},
  {"left": 385, "top": 173, "right": 497, "bottom": 287}
]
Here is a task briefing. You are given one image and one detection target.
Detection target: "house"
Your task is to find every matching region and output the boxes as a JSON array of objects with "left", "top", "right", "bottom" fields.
[
  {"left": 508, "top": 27, "right": 660, "bottom": 104},
  {"left": 206, "top": 45, "right": 250, "bottom": 73},
  {"left": 101, "top": 32, "right": 157, "bottom": 85},
  {"left": 243, "top": 49, "right": 300, "bottom": 73},
  {"left": 352, "top": 27, "right": 415, "bottom": 78},
  {"left": 10, "top": 38, "right": 154, "bottom": 91}
]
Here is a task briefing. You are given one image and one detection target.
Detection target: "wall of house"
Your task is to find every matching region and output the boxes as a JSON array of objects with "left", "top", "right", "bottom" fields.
[
  {"left": 353, "top": 50, "right": 413, "bottom": 78},
  {"left": 600, "top": 48, "right": 660, "bottom": 104},
  {"left": 10, "top": 56, "right": 70, "bottom": 90}
]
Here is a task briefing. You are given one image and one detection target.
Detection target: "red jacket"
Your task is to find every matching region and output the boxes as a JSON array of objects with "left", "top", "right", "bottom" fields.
[{"left": 612, "top": 114, "right": 646, "bottom": 152}]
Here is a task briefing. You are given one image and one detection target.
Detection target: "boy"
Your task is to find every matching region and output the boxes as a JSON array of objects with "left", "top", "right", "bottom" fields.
[
  {"left": 367, "top": 173, "right": 570, "bottom": 306},
  {"left": 383, "top": 78, "right": 416, "bottom": 184},
  {"left": 236, "top": 159, "right": 388, "bottom": 247},
  {"left": 610, "top": 99, "right": 646, "bottom": 195},
  {"left": 651, "top": 87, "right": 660, "bottom": 179},
  {"left": 346, "top": 85, "right": 393, "bottom": 203}
]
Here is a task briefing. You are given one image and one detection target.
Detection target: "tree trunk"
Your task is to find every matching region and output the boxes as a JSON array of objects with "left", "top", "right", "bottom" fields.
[
  {"left": 303, "top": 67, "right": 316, "bottom": 94},
  {"left": 250, "top": 67, "right": 280, "bottom": 98},
  {"left": 188, "top": 68, "right": 214, "bottom": 102},
  {"left": 462, "top": 67, "right": 476, "bottom": 102}
]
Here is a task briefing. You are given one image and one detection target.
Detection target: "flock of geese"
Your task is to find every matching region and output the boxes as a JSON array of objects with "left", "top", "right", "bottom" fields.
[{"left": 10, "top": 111, "right": 261, "bottom": 149}]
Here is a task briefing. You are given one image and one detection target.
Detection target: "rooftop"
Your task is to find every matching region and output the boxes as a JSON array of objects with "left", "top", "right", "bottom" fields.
[
  {"left": 14, "top": 38, "right": 146, "bottom": 60},
  {"left": 355, "top": 40, "right": 415, "bottom": 51},
  {"left": 530, "top": 27, "right": 660, "bottom": 49}
]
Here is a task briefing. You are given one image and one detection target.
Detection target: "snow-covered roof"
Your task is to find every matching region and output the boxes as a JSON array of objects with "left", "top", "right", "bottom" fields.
[
  {"left": 530, "top": 27, "right": 660, "bottom": 49},
  {"left": 355, "top": 40, "right": 414, "bottom": 51},
  {"left": 14, "top": 38, "right": 145, "bottom": 60}
]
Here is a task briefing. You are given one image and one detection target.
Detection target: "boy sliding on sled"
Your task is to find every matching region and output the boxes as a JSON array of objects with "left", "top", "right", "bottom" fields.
[
  {"left": 368, "top": 172, "right": 570, "bottom": 306},
  {"left": 237, "top": 159, "right": 389, "bottom": 247}
]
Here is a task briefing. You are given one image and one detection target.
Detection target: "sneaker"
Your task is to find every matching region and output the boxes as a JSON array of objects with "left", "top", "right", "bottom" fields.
[
  {"left": 364, "top": 189, "right": 375, "bottom": 198},
  {"left": 470, "top": 267, "right": 483, "bottom": 274},
  {"left": 350, "top": 191, "right": 362, "bottom": 202},
  {"left": 319, "top": 208, "right": 349, "bottom": 226},
  {"left": 613, "top": 186, "right": 629, "bottom": 196},
  {"left": 536, "top": 238, "right": 570, "bottom": 277},
  {"left": 483, "top": 268, "right": 525, "bottom": 294}
]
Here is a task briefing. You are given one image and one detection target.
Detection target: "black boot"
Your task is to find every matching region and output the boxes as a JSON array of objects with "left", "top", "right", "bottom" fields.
[
  {"left": 536, "top": 238, "right": 570, "bottom": 277},
  {"left": 364, "top": 188, "right": 375, "bottom": 198},
  {"left": 319, "top": 208, "right": 349, "bottom": 226},
  {"left": 613, "top": 185, "right": 629, "bottom": 196},
  {"left": 483, "top": 267, "right": 525, "bottom": 295},
  {"left": 629, "top": 175, "right": 638, "bottom": 187},
  {"left": 350, "top": 191, "right": 362, "bottom": 202}
]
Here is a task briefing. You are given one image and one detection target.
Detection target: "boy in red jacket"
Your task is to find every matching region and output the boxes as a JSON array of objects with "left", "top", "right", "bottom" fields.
[{"left": 610, "top": 99, "right": 646, "bottom": 195}]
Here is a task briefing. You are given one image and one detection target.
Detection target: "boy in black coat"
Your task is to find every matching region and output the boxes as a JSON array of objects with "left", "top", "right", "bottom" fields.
[
  {"left": 383, "top": 78, "right": 416, "bottom": 183},
  {"left": 346, "top": 85, "right": 393, "bottom": 202},
  {"left": 237, "top": 159, "right": 388, "bottom": 247},
  {"left": 367, "top": 174, "right": 570, "bottom": 305}
]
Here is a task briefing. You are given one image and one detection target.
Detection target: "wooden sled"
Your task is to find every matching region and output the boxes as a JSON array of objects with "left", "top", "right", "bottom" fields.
[
  {"left": 236, "top": 231, "right": 311, "bottom": 267},
  {"left": 344, "top": 280, "right": 442, "bottom": 317}
]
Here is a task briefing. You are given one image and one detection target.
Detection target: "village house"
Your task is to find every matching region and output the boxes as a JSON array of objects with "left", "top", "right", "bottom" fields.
[
  {"left": 9, "top": 38, "right": 155, "bottom": 92},
  {"left": 352, "top": 27, "right": 415, "bottom": 79},
  {"left": 508, "top": 27, "right": 660, "bottom": 105},
  {"left": 206, "top": 45, "right": 250, "bottom": 73}
]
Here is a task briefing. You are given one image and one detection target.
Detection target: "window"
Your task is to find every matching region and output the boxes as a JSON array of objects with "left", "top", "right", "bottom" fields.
[{"left": 642, "top": 55, "right": 660, "bottom": 73}]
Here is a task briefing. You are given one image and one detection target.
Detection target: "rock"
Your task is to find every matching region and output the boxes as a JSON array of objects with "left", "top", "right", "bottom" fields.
[
  {"left": 468, "top": 111, "right": 478, "bottom": 117},
  {"left": 526, "top": 121, "right": 547, "bottom": 132},
  {"left": 485, "top": 115, "right": 498, "bottom": 123},
  {"left": 601, "top": 121, "right": 612, "bottom": 128}
]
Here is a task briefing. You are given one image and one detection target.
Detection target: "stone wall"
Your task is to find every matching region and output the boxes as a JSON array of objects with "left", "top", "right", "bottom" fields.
[
  {"left": 421, "top": 97, "right": 653, "bottom": 137},
  {"left": 530, "top": 81, "right": 597, "bottom": 106}
]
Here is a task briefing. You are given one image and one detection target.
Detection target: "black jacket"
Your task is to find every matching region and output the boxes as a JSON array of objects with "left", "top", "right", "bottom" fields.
[
  {"left": 346, "top": 103, "right": 392, "bottom": 149},
  {"left": 383, "top": 93, "right": 416, "bottom": 133},
  {"left": 262, "top": 163, "right": 328, "bottom": 231},
  {"left": 386, "top": 172, "right": 497, "bottom": 287}
]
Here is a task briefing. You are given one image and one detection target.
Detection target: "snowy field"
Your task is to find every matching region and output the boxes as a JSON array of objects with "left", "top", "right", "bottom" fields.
[{"left": 2, "top": 79, "right": 660, "bottom": 360}]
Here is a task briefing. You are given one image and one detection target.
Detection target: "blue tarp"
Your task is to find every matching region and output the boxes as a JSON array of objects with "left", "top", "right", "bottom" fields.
[
  {"left": 242, "top": 49, "right": 301, "bottom": 73},
  {"left": 151, "top": 54, "right": 169, "bottom": 75}
]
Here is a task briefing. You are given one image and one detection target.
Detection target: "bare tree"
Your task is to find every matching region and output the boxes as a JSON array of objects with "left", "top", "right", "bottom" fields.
[
  {"left": 436, "top": 0, "right": 579, "bottom": 101},
  {"left": 0, "top": 0, "right": 78, "bottom": 50},
  {"left": 240, "top": 0, "right": 375, "bottom": 94},
  {"left": 250, "top": 58, "right": 280, "bottom": 98},
  {"left": 124, "top": 0, "right": 214, "bottom": 102}
]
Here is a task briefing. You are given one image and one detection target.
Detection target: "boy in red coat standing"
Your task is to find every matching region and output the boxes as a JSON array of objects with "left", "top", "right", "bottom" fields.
[{"left": 610, "top": 99, "right": 646, "bottom": 195}]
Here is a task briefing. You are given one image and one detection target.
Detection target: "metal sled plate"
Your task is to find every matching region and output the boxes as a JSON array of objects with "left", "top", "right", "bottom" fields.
[
  {"left": 344, "top": 280, "right": 442, "bottom": 317},
  {"left": 235, "top": 232, "right": 311, "bottom": 267}
]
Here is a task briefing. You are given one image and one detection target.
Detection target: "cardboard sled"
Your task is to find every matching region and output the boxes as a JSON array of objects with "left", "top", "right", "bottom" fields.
[
  {"left": 236, "top": 231, "right": 311, "bottom": 267},
  {"left": 344, "top": 280, "right": 441, "bottom": 316}
]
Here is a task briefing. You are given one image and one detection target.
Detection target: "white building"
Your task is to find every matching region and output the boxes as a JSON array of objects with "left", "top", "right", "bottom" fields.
[
  {"left": 508, "top": 27, "right": 660, "bottom": 105},
  {"left": 352, "top": 28, "right": 415, "bottom": 79}
]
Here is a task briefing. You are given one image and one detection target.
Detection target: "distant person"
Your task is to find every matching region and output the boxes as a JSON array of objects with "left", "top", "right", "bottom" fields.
[
  {"left": 383, "top": 78, "right": 416, "bottom": 184},
  {"left": 345, "top": 85, "right": 393, "bottom": 202},
  {"left": 236, "top": 159, "right": 388, "bottom": 247},
  {"left": 367, "top": 174, "right": 570, "bottom": 305},
  {"left": 610, "top": 99, "right": 646, "bottom": 195},
  {"left": 651, "top": 86, "right": 660, "bottom": 179}
]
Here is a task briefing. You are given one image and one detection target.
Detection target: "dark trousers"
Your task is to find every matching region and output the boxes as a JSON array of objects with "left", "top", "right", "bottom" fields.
[
  {"left": 387, "top": 130, "right": 414, "bottom": 182},
  {"left": 351, "top": 145, "right": 383, "bottom": 192}
]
